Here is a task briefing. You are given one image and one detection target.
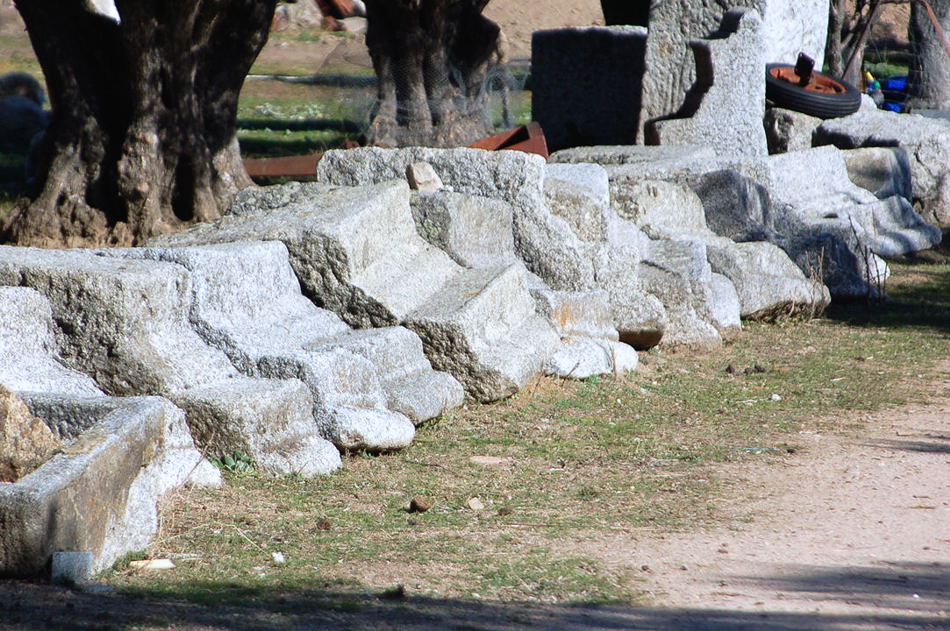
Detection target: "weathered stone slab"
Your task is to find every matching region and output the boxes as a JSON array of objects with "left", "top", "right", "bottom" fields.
[
  {"left": 766, "top": 146, "right": 941, "bottom": 257},
  {"left": 640, "top": 0, "right": 827, "bottom": 142},
  {"left": 544, "top": 336, "right": 639, "bottom": 380},
  {"left": 817, "top": 108, "right": 950, "bottom": 225},
  {"left": 108, "top": 241, "right": 464, "bottom": 449},
  {"left": 0, "top": 395, "right": 220, "bottom": 577},
  {"left": 759, "top": 0, "right": 829, "bottom": 64},
  {"left": 151, "top": 180, "right": 558, "bottom": 402},
  {"left": 778, "top": 232, "right": 890, "bottom": 300},
  {"left": 155, "top": 180, "right": 457, "bottom": 329},
  {"left": 764, "top": 107, "right": 822, "bottom": 154},
  {"left": 840, "top": 147, "right": 913, "bottom": 202},
  {"left": 640, "top": 240, "right": 724, "bottom": 349},
  {"left": 0, "top": 246, "right": 340, "bottom": 475},
  {"left": 550, "top": 144, "right": 719, "bottom": 168},
  {"left": 610, "top": 179, "right": 718, "bottom": 243},
  {"left": 650, "top": 10, "right": 767, "bottom": 160},
  {"left": 0, "top": 386, "right": 61, "bottom": 483},
  {"left": 410, "top": 191, "right": 519, "bottom": 269},
  {"left": 0, "top": 287, "right": 103, "bottom": 397},
  {"left": 320, "top": 147, "right": 653, "bottom": 362},
  {"left": 406, "top": 264, "right": 559, "bottom": 402},
  {"left": 708, "top": 273, "right": 742, "bottom": 337},
  {"left": 530, "top": 285, "right": 639, "bottom": 378},
  {"left": 531, "top": 26, "right": 647, "bottom": 152},
  {"left": 706, "top": 241, "right": 830, "bottom": 318}
]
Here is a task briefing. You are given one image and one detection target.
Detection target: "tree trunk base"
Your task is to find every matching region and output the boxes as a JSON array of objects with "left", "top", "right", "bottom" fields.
[{"left": 4, "top": 0, "right": 272, "bottom": 249}]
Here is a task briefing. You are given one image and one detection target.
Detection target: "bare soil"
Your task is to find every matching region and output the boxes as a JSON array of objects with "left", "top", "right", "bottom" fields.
[{"left": 582, "top": 360, "right": 950, "bottom": 629}]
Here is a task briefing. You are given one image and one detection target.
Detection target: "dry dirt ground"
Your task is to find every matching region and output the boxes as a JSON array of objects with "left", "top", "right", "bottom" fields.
[{"left": 583, "top": 360, "right": 950, "bottom": 630}]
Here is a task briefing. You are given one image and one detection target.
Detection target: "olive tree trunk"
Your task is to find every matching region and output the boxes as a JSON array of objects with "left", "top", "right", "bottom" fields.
[
  {"left": 3, "top": 0, "right": 275, "bottom": 248},
  {"left": 364, "top": 0, "right": 502, "bottom": 148},
  {"left": 908, "top": 0, "right": 950, "bottom": 110}
]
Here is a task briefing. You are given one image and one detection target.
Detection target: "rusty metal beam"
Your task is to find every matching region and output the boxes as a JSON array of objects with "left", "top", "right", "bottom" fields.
[
  {"left": 468, "top": 121, "right": 549, "bottom": 159},
  {"left": 243, "top": 153, "right": 323, "bottom": 179}
]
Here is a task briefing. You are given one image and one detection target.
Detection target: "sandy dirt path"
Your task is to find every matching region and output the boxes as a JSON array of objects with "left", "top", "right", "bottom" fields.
[{"left": 581, "top": 361, "right": 950, "bottom": 630}]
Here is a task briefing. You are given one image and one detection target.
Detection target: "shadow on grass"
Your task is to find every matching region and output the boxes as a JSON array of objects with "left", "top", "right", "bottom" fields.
[
  {"left": 824, "top": 235, "right": 950, "bottom": 334},
  {"left": 237, "top": 118, "right": 363, "bottom": 133},
  {"left": 2, "top": 560, "right": 947, "bottom": 631}
]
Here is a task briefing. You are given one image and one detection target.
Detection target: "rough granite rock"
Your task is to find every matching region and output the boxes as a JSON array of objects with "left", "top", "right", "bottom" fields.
[
  {"left": 764, "top": 107, "right": 822, "bottom": 154},
  {"left": 0, "top": 386, "right": 61, "bottom": 483},
  {"left": 319, "top": 147, "right": 654, "bottom": 359},
  {"left": 708, "top": 273, "right": 742, "bottom": 338},
  {"left": 406, "top": 162, "right": 443, "bottom": 192},
  {"left": 649, "top": 10, "right": 768, "bottom": 160},
  {"left": 706, "top": 241, "right": 831, "bottom": 318},
  {"left": 410, "top": 191, "right": 519, "bottom": 269},
  {"left": 404, "top": 264, "right": 559, "bottom": 402},
  {"left": 531, "top": 286, "right": 639, "bottom": 378},
  {"left": 640, "top": 240, "right": 724, "bottom": 349},
  {"left": 766, "top": 146, "right": 941, "bottom": 258},
  {"left": 0, "top": 396, "right": 221, "bottom": 577},
  {"left": 611, "top": 179, "right": 714, "bottom": 242},
  {"left": 0, "top": 246, "right": 340, "bottom": 476},
  {"left": 0, "top": 287, "right": 104, "bottom": 397},
  {"left": 156, "top": 180, "right": 457, "bottom": 329},
  {"left": 816, "top": 108, "right": 950, "bottom": 225},
  {"left": 840, "top": 147, "right": 913, "bottom": 202},
  {"left": 640, "top": 0, "right": 827, "bottom": 142},
  {"left": 107, "top": 241, "right": 463, "bottom": 449},
  {"left": 549, "top": 144, "right": 878, "bottom": 301},
  {"left": 544, "top": 336, "right": 638, "bottom": 380},
  {"left": 150, "top": 179, "right": 559, "bottom": 402},
  {"left": 531, "top": 26, "right": 648, "bottom": 152}
]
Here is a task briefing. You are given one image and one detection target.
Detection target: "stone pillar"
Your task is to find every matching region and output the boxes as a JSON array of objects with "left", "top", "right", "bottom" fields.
[{"left": 532, "top": 26, "right": 647, "bottom": 152}]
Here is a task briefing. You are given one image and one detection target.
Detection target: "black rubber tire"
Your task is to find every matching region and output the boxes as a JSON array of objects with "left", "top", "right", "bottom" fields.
[{"left": 765, "top": 63, "right": 862, "bottom": 119}]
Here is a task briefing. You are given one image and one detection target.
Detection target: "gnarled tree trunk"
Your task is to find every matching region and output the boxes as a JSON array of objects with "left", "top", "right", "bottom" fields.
[
  {"left": 4, "top": 0, "right": 276, "bottom": 248},
  {"left": 908, "top": 0, "right": 950, "bottom": 110},
  {"left": 364, "top": 0, "right": 503, "bottom": 148}
]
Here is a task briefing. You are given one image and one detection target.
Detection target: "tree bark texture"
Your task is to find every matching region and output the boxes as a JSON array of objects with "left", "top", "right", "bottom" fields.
[
  {"left": 364, "top": 0, "right": 502, "bottom": 148},
  {"left": 909, "top": 0, "right": 950, "bottom": 109},
  {"left": 4, "top": 0, "right": 275, "bottom": 248},
  {"left": 825, "top": 0, "right": 870, "bottom": 87}
]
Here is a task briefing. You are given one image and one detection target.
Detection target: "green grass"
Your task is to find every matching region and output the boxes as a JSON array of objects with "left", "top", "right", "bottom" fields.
[{"left": 105, "top": 258, "right": 950, "bottom": 610}]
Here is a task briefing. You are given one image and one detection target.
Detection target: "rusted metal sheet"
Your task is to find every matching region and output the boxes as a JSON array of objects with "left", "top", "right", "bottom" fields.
[
  {"left": 468, "top": 121, "right": 550, "bottom": 159},
  {"left": 243, "top": 153, "right": 322, "bottom": 179},
  {"left": 315, "top": 0, "right": 354, "bottom": 20}
]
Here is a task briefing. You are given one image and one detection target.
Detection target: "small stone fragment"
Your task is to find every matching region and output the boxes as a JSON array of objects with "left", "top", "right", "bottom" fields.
[
  {"left": 0, "top": 385, "right": 62, "bottom": 483},
  {"left": 469, "top": 456, "right": 510, "bottom": 467},
  {"left": 408, "top": 497, "right": 431, "bottom": 513},
  {"left": 467, "top": 497, "right": 485, "bottom": 511},
  {"left": 379, "top": 584, "right": 406, "bottom": 600},
  {"left": 51, "top": 551, "right": 94, "bottom": 586},
  {"left": 128, "top": 559, "right": 175, "bottom": 571},
  {"left": 405, "top": 162, "right": 443, "bottom": 192}
]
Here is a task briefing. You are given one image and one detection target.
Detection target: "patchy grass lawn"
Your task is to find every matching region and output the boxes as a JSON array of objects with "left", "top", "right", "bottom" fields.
[{"left": 106, "top": 253, "right": 950, "bottom": 611}]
